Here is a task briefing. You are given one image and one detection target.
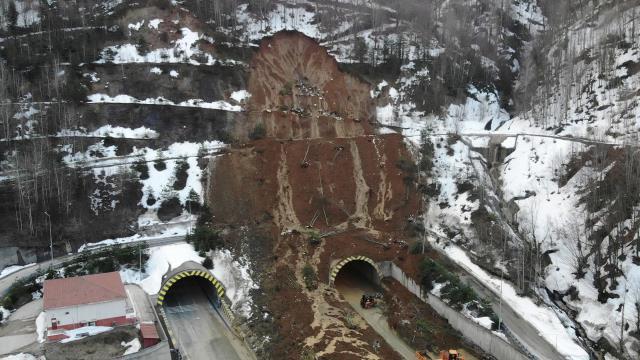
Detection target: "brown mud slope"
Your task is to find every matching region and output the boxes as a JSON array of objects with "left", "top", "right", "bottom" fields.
[
  {"left": 211, "top": 134, "right": 418, "bottom": 232},
  {"left": 209, "top": 31, "right": 420, "bottom": 360},
  {"left": 235, "top": 31, "right": 374, "bottom": 140}
]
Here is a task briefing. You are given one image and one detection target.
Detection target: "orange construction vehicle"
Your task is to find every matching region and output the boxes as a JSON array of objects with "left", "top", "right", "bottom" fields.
[{"left": 415, "top": 350, "right": 464, "bottom": 360}]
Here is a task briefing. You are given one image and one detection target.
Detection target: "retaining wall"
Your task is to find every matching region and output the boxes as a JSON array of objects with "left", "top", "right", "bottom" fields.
[{"left": 378, "top": 261, "right": 529, "bottom": 360}]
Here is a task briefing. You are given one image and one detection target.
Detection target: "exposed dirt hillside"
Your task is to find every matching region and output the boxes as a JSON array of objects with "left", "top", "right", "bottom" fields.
[
  {"left": 209, "top": 31, "right": 424, "bottom": 359},
  {"left": 234, "top": 31, "right": 374, "bottom": 140}
]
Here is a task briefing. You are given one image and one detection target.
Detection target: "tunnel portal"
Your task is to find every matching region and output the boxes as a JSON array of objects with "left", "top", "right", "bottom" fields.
[{"left": 330, "top": 256, "right": 380, "bottom": 287}]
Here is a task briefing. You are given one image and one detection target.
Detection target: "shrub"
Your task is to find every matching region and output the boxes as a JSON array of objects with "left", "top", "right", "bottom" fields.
[
  {"left": 419, "top": 258, "right": 489, "bottom": 311},
  {"left": 157, "top": 197, "right": 182, "bottom": 222},
  {"left": 187, "top": 226, "right": 223, "bottom": 252},
  {"left": 249, "top": 123, "right": 266, "bottom": 140},
  {"left": 308, "top": 231, "right": 321, "bottom": 246},
  {"left": 202, "top": 256, "right": 213, "bottom": 269},
  {"left": 133, "top": 162, "right": 149, "bottom": 180},
  {"left": 185, "top": 189, "right": 202, "bottom": 214},
  {"left": 154, "top": 159, "right": 167, "bottom": 171},
  {"left": 302, "top": 263, "right": 317, "bottom": 290},
  {"left": 62, "top": 73, "right": 88, "bottom": 104},
  {"left": 172, "top": 161, "right": 189, "bottom": 190}
]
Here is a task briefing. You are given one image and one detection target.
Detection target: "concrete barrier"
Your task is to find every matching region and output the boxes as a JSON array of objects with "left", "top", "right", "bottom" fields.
[{"left": 378, "top": 261, "right": 530, "bottom": 360}]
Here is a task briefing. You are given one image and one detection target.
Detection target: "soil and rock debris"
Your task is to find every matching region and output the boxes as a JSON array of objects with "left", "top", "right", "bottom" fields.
[{"left": 209, "top": 31, "right": 478, "bottom": 359}]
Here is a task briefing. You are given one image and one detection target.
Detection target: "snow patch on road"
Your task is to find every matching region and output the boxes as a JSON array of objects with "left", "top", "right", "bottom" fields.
[{"left": 1, "top": 263, "right": 36, "bottom": 279}]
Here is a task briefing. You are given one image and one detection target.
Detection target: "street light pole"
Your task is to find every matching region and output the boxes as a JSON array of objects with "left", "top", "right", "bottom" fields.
[{"left": 44, "top": 211, "right": 53, "bottom": 267}]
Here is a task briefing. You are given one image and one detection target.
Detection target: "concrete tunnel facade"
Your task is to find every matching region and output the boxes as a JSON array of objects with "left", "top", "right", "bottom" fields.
[
  {"left": 329, "top": 255, "right": 381, "bottom": 286},
  {"left": 156, "top": 261, "right": 227, "bottom": 306}
]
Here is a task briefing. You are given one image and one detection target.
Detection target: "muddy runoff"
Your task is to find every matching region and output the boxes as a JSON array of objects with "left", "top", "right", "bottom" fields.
[{"left": 208, "top": 31, "right": 421, "bottom": 360}]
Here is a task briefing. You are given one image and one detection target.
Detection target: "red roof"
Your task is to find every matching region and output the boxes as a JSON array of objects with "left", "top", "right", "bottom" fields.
[
  {"left": 140, "top": 322, "right": 160, "bottom": 340},
  {"left": 43, "top": 272, "right": 126, "bottom": 310}
]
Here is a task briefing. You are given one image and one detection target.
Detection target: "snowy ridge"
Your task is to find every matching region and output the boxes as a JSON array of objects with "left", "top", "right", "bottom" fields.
[{"left": 86, "top": 94, "right": 242, "bottom": 112}]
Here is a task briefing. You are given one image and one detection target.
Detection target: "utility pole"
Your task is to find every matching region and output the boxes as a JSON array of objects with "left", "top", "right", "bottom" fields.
[
  {"left": 44, "top": 211, "right": 53, "bottom": 268},
  {"left": 139, "top": 242, "right": 142, "bottom": 282}
]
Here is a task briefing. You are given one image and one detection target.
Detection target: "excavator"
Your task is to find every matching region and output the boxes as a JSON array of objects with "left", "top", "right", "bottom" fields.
[{"left": 415, "top": 349, "right": 464, "bottom": 360}]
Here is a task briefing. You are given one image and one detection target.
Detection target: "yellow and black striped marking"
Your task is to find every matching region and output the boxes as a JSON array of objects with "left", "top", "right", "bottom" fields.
[
  {"left": 329, "top": 255, "right": 379, "bottom": 284},
  {"left": 156, "top": 270, "right": 225, "bottom": 306}
]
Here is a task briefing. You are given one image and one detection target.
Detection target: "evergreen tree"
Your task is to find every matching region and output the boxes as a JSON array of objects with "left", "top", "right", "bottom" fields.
[{"left": 8, "top": 1, "right": 18, "bottom": 31}]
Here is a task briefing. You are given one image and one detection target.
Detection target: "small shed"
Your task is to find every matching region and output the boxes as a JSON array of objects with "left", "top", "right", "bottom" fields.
[{"left": 140, "top": 322, "right": 160, "bottom": 348}]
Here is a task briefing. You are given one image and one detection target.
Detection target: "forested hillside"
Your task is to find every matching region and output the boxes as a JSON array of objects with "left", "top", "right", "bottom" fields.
[{"left": 1, "top": 0, "right": 640, "bottom": 358}]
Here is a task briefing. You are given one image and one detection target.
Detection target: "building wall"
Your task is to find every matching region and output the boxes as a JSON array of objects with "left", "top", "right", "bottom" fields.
[{"left": 46, "top": 299, "right": 127, "bottom": 329}]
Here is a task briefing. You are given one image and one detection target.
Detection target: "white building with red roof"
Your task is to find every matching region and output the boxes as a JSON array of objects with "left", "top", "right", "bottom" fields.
[{"left": 43, "top": 271, "right": 134, "bottom": 341}]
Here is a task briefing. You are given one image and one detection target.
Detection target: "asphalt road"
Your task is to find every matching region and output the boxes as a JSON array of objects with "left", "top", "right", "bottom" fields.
[
  {"left": 163, "top": 278, "right": 251, "bottom": 360},
  {"left": 0, "top": 235, "right": 186, "bottom": 298},
  {"left": 335, "top": 271, "right": 415, "bottom": 360},
  {"left": 460, "top": 274, "right": 565, "bottom": 360}
]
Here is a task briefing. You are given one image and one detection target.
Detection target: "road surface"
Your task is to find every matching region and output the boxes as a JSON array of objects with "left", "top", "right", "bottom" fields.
[
  {"left": 0, "top": 299, "right": 41, "bottom": 355},
  {"left": 0, "top": 235, "right": 186, "bottom": 298},
  {"left": 460, "top": 274, "right": 564, "bottom": 360},
  {"left": 422, "top": 228, "right": 566, "bottom": 360},
  {"left": 163, "top": 278, "right": 252, "bottom": 360},
  {"left": 335, "top": 270, "right": 416, "bottom": 360}
]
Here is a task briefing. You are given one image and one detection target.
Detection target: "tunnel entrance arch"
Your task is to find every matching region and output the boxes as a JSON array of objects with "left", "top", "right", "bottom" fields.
[
  {"left": 157, "top": 261, "right": 226, "bottom": 306},
  {"left": 329, "top": 255, "right": 380, "bottom": 286}
]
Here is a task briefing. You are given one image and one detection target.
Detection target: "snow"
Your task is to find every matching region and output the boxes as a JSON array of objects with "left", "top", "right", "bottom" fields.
[
  {"left": 59, "top": 326, "right": 113, "bottom": 343},
  {"left": 0, "top": 306, "right": 10, "bottom": 323},
  {"left": 128, "top": 20, "right": 145, "bottom": 32},
  {"left": 210, "top": 249, "right": 257, "bottom": 318},
  {"left": 0, "top": 354, "right": 44, "bottom": 360},
  {"left": 236, "top": 3, "right": 321, "bottom": 41},
  {"left": 0, "top": 263, "right": 36, "bottom": 279},
  {"left": 230, "top": 90, "right": 251, "bottom": 103},
  {"left": 14, "top": 1, "right": 40, "bottom": 28},
  {"left": 96, "top": 28, "right": 223, "bottom": 65},
  {"left": 35, "top": 312, "right": 46, "bottom": 343},
  {"left": 79, "top": 218, "right": 195, "bottom": 252},
  {"left": 148, "top": 19, "right": 163, "bottom": 30},
  {"left": 169, "top": 70, "right": 179, "bottom": 78},
  {"left": 121, "top": 243, "right": 256, "bottom": 318},
  {"left": 57, "top": 125, "right": 158, "bottom": 139},
  {"left": 83, "top": 72, "right": 100, "bottom": 83},
  {"left": 437, "top": 243, "right": 589, "bottom": 360},
  {"left": 121, "top": 338, "right": 142, "bottom": 355},
  {"left": 510, "top": 1, "right": 545, "bottom": 33},
  {"left": 150, "top": 67, "right": 162, "bottom": 74},
  {"left": 86, "top": 94, "right": 242, "bottom": 112},
  {"left": 138, "top": 243, "right": 204, "bottom": 294}
]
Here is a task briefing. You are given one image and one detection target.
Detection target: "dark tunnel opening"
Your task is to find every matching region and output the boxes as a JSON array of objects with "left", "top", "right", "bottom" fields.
[
  {"left": 334, "top": 260, "right": 381, "bottom": 291},
  {"left": 163, "top": 276, "right": 221, "bottom": 309}
]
